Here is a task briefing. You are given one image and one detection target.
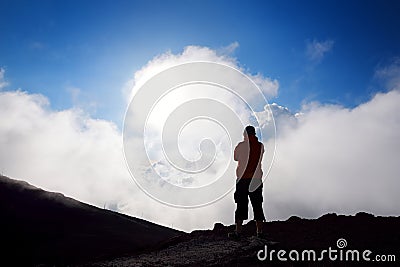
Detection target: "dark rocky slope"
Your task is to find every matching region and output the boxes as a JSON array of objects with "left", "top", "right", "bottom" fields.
[
  {"left": 0, "top": 175, "right": 181, "bottom": 266},
  {"left": 93, "top": 212, "right": 400, "bottom": 266}
]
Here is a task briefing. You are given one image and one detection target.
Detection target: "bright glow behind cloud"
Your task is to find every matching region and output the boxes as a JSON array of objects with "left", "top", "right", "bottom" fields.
[{"left": 123, "top": 60, "right": 276, "bottom": 208}]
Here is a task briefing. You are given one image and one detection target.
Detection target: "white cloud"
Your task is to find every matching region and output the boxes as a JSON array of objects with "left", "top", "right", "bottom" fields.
[
  {"left": 123, "top": 55, "right": 276, "bottom": 208},
  {"left": 66, "top": 85, "right": 98, "bottom": 114},
  {"left": 0, "top": 67, "right": 9, "bottom": 89},
  {"left": 0, "top": 90, "right": 132, "bottom": 206},
  {"left": 122, "top": 44, "right": 279, "bottom": 206},
  {"left": 0, "top": 89, "right": 237, "bottom": 231},
  {"left": 375, "top": 57, "right": 400, "bottom": 91},
  {"left": 66, "top": 86, "right": 81, "bottom": 103},
  {"left": 306, "top": 39, "right": 334, "bottom": 63},
  {"left": 218, "top": 41, "right": 239, "bottom": 55},
  {"left": 260, "top": 90, "right": 400, "bottom": 219},
  {"left": 123, "top": 43, "right": 279, "bottom": 102}
]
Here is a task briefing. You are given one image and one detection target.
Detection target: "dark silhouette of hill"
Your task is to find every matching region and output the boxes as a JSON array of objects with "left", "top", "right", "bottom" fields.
[
  {"left": 0, "top": 175, "right": 181, "bottom": 266},
  {"left": 2, "top": 175, "right": 400, "bottom": 266}
]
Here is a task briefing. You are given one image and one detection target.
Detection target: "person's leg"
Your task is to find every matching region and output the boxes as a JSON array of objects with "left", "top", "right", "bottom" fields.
[
  {"left": 249, "top": 182, "right": 266, "bottom": 235},
  {"left": 256, "top": 220, "right": 263, "bottom": 234},
  {"left": 236, "top": 219, "right": 243, "bottom": 233},
  {"left": 234, "top": 195, "right": 248, "bottom": 233},
  {"left": 231, "top": 179, "right": 249, "bottom": 237},
  {"left": 230, "top": 203, "right": 246, "bottom": 238}
]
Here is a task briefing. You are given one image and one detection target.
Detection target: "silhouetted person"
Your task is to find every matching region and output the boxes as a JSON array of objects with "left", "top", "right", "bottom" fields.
[{"left": 229, "top": 125, "right": 266, "bottom": 239}]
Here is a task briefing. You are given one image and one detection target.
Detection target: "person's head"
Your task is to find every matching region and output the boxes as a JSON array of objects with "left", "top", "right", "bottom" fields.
[{"left": 244, "top": 125, "right": 256, "bottom": 138}]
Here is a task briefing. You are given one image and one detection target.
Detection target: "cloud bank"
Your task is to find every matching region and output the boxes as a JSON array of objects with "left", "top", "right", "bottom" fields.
[
  {"left": 263, "top": 90, "right": 400, "bottom": 219},
  {"left": 1, "top": 47, "right": 400, "bottom": 232}
]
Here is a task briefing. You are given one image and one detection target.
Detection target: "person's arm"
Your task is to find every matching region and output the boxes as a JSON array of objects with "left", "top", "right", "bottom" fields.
[
  {"left": 234, "top": 143, "right": 240, "bottom": 161},
  {"left": 261, "top": 143, "right": 265, "bottom": 156},
  {"left": 259, "top": 143, "right": 265, "bottom": 163}
]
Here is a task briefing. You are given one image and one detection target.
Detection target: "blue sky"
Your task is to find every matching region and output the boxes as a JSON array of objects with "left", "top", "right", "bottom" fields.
[{"left": 1, "top": 0, "right": 400, "bottom": 125}]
